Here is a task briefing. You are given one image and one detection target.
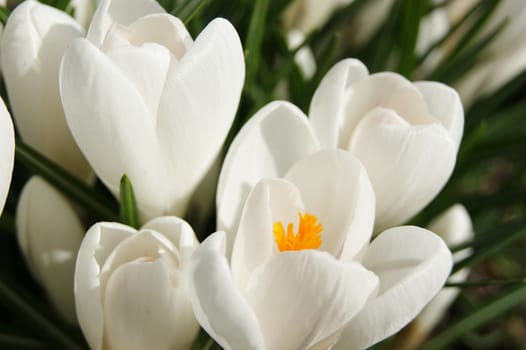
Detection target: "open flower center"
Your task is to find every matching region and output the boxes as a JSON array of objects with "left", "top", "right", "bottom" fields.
[{"left": 273, "top": 212, "right": 323, "bottom": 252}]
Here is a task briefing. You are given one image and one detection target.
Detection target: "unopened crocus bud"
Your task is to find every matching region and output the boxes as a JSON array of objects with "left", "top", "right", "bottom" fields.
[
  {"left": 1, "top": 0, "right": 92, "bottom": 181},
  {"left": 16, "top": 176, "right": 84, "bottom": 323}
]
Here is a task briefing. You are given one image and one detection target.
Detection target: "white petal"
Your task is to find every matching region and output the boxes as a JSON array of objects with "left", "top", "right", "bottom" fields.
[
  {"left": 245, "top": 250, "right": 378, "bottom": 349},
  {"left": 231, "top": 179, "right": 305, "bottom": 291},
  {"left": 1, "top": 1, "right": 91, "bottom": 180},
  {"left": 155, "top": 18, "right": 245, "bottom": 220},
  {"left": 74, "top": 222, "right": 136, "bottom": 350},
  {"left": 217, "top": 101, "right": 319, "bottom": 245},
  {"left": 428, "top": 204, "right": 474, "bottom": 253},
  {"left": 105, "top": 43, "right": 172, "bottom": 124},
  {"left": 335, "top": 226, "right": 453, "bottom": 350},
  {"left": 414, "top": 81, "right": 464, "bottom": 150},
  {"left": 16, "top": 176, "right": 83, "bottom": 324},
  {"left": 142, "top": 216, "right": 199, "bottom": 263},
  {"left": 284, "top": 149, "right": 375, "bottom": 261},
  {"left": 87, "top": 0, "right": 165, "bottom": 46},
  {"left": 349, "top": 107, "right": 456, "bottom": 230},
  {"left": 188, "top": 232, "right": 265, "bottom": 350},
  {"left": 309, "top": 58, "right": 369, "bottom": 148},
  {"left": 60, "top": 38, "right": 171, "bottom": 219},
  {"left": 0, "top": 97, "right": 14, "bottom": 215},
  {"left": 69, "top": 0, "right": 95, "bottom": 29},
  {"left": 399, "top": 205, "right": 474, "bottom": 348},
  {"left": 286, "top": 30, "right": 316, "bottom": 79},
  {"left": 103, "top": 255, "right": 199, "bottom": 350}
]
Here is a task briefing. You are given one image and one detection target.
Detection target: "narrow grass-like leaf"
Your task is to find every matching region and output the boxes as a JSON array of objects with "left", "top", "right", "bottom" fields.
[
  {"left": 172, "top": 0, "right": 209, "bottom": 25},
  {"left": 397, "top": 0, "right": 425, "bottom": 77},
  {"left": 190, "top": 328, "right": 213, "bottom": 350},
  {"left": 15, "top": 140, "right": 119, "bottom": 221},
  {"left": 119, "top": 175, "right": 140, "bottom": 229},
  {"left": 453, "top": 223, "right": 526, "bottom": 273},
  {"left": 418, "top": 0, "right": 487, "bottom": 67},
  {"left": 420, "top": 283, "right": 526, "bottom": 350},
  {"left": 427, "top": 3, "right": 505, "bottom": 83},
  {"left": 0, "top": 334, "right": 44, "bottom": 349},
  {"left": 0, "top": 212, "right": 15, "bottom": 235},
  {"left": 427, "top": 20, "right": 505, "bottom": 84},
  {"left": 0, "top": 6, "right": 9, "bottom": 25},
  {"left": 368, "top": 0, "right": 402, "bottom": 72},
  {"left": 245, "top": 0, "right": 269, "bottom": 89},
  {"left": 0, "top": 278, "right": 85, "bottom": 350},
  {"left": 446, "top": 279, "right": 526, "bottom": 288}
]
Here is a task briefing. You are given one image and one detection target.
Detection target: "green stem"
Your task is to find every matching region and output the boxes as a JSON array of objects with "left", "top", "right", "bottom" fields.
[{"left": 15, "top": 140, "right": 119, "bottom": 222}]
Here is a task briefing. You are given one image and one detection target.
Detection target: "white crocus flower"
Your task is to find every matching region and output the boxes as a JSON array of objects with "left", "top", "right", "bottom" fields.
[
  {"left": 75, "top": 216, "right": 200, "bottom": 350},
  {"left": 1, "top": 0, "right": 92, "bottom": 181},
  {"left": 310, "top": 58, "right": 464, "bottom": 231},
  {"left": 397, "top": 204, "right": 474, "bottom": 349},
  {"left": 60, "top": 0, "right": 245, "bottom": 220},
  {"left": 217, "top": 101, "right": 321, "bottom": 255},
  {"left": 191, "top": 150, "right": 453, "bottom": 350},
  {"left": 16, "top": 176, "right": 84, "bottom": 324},
  {"left": 0, "top": 97, "right": 14, "bottom": 216}
]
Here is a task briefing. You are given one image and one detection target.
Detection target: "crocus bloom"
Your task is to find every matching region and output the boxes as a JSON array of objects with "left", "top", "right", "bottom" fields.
[
  {"left": 192, "top": 150, "right": 453, "bottom": 350},
  {"left": 75, "top": 217, "right": 200, "bottom": 350},
  {"left": 1, "top": 0, "right": 92, "bottom": 181},
  {"left": 0, "top": 96, "right": 14, "bottom": 216},
  {"left": 310, "top": 59, "right": 463, "bottom": 231},
  {"left": 16, "top": 176, "right": 84, "bottom": 324},
  {"left": 217, "top": 101, "right": 320, "bottom": 254},
  {"left": 397, "top": 204, "right": 473, "bottom": 349},
  {"left": 60, "top": 0, "right": 245, "bottom": 220}
]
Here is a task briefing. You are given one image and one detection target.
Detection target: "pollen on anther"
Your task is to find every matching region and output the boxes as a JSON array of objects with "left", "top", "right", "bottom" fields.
[{"left": 273, "top": 212, "right": 323, "bottom": 252}]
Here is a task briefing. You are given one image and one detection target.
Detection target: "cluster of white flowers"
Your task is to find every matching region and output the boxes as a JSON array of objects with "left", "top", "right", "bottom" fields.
[{"left": 0, "top": 0, "right": 501, "bottom": 349}]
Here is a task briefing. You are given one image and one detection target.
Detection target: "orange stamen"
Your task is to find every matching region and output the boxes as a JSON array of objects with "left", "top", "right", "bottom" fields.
[{"left": 273, "top": 212, "right": 323, "bottom": 252}]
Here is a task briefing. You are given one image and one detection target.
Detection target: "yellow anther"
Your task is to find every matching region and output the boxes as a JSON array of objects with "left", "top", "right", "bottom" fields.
[{"left": 273, "top": 212, "right": 323, "bottom": 252}]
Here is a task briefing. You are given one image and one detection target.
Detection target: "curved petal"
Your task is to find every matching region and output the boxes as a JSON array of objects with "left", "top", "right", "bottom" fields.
[
  {"left": 349, "top": 107, "right": 456, "bottom": 231},
  {"left": 0, "top": 97, "right": 14, "bottom": 215},
  {"left": 245, "top": 250, "right": 378, "bottom": 349},
  {"left": 60, "top": 38, "right": 172, "bottom": 219},
  {"left": 156, "top": 18, "right": 245, "bottom": 221},
  {"left": 284, "top": 149, "right": 375, "bottom": 261},
  {"left": 217, "top": 101, "right": 319, "bottom": 242},
  {"left": 122, "top": 13, "right": 192, "bottom": 57},
  {"left": 309, "top": 58, "right": 369, "bottom": 148},
  {"left": 87, "top": 0, "right": 165, "bottom": 46},
  {"left": 142, "top": 216, "right": 199, "bottom": 263},
  {"left": 188, "top": 232, "right": 265, "bottom": 350},
  {"left": 335, "top": 226, "right": 453, "bottom": 350},
  {"left": 74, "top": 222, "right": 136, "bottom": 350},
  {"left": 428, "top": 204, "right": 474, "bottom": 252},
  {"left": 1, "top": 1, "right": 91, "bottom": 180},
  {"left": 70, "top": 0, "right": 95, "bottom": 29},
  {"left": 414, "top": 81, "right": 464, "bottom": 150},
  {"left": 103, "top": 254, "right": 199, "bottom": 350},
  {"left": 16, "top": 176, "right": 83, "bottom": 324},
  {"left": 231, "top": 179, "right": 305, "bottom": 290}
]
